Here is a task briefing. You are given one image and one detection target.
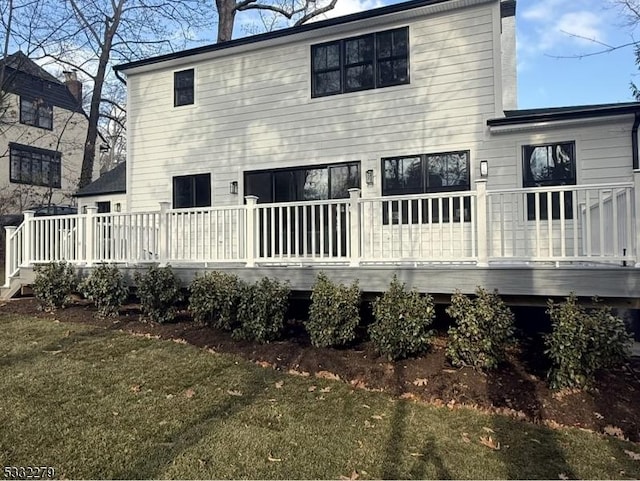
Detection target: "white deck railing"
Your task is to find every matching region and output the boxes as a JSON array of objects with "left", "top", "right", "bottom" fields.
[
  {"left": 487, "top": 183, "right": 636, "bottom": 264},
  {"left": 3, "top": 176, "right": 639, "bottom": 287}
]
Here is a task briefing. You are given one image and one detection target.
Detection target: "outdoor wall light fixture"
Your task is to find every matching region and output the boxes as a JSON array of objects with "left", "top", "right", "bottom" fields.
[
  {"left": 365, "top": 169, "right": 374, "bottom": 186},
  {"left": 114, "top": 203, "right": 121, "bottom": 212},
  {"left": 480, "top": 160, "right": 489, "bottom": 178},
  {"left": 230, "top": 181, "right": 238, "bottom": 195}
]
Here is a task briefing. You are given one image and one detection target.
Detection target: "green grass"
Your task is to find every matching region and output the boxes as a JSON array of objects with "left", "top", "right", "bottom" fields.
[{"left": 1, "top": 314, "right": 639, "bottom": 479}]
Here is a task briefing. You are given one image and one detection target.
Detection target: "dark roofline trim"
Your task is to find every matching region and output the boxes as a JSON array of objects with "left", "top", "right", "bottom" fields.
[
  {"left": 115, "top": 0, "right": 464, "bottom": 72},
  {"left": 73, "top": 187, "right": 126, "bottom": 198},
  {"left": 487, "top": 103, "right": 640, "bottom": 127},
  {"left": 73, "top": 188, "right": 126, "bottom": 198}
]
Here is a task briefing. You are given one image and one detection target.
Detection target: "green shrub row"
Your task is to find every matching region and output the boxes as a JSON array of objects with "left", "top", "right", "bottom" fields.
[{"left": 33, "top": 262, "right": 633, "bottom": 388}]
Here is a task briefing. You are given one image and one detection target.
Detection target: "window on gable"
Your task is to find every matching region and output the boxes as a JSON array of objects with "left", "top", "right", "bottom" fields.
[
  {"left": 173, "top": 173, "right": 211, "bottom": 208},
  {"left": 20, "top": 97, "right": 53, "bottom": 130},
  {"left": 174, "top": 69, "right": 194, "bottom": 107},
  {"left": 311, "top": 27, "right": 409, "bottom": 98},
  {"left": 9, "top": 143, "right": 61, "bottom": 188},
  {"left": 382, "top": 151, "right": 470, "bottom": 224},
  {"left": 523, "top": 141, "right": 576, "bottom": 220}
]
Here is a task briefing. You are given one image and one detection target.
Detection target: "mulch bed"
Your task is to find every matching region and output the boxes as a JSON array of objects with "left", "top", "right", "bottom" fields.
[{"left": 2, "top": 297, "right": 639, "bottom": 442}]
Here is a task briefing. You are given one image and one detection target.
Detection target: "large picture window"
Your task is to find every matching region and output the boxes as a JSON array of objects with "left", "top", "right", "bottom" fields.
[
  {"left": 382, "top": 151, "right": 470, "bottom": 224},
  {"left": 20, "top": 96, "right": 53, "bottom": 129},
  {"left": 245, "top": 162, "right": 360, "bottom": 203},
  {"left": 173, "top": 173, "right": 211, "bottom": 208},
  {"left": 9, "top": 143, "right": 61, "bottom": 188},
  {"left": 174, "top": 69, "right": 194, "bottom": 107},
  {"left": 523, "top": 141, "right": 576, "bottom": 220},
  {"left": 311, "top": 27, "right": 409, "bottom": 98}
]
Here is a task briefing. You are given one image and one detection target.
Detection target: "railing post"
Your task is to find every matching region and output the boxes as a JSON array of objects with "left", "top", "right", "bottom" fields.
[
  {"left": 245, "top": 196, "right": 258, "bottom": 267},
  {"left": 348, "top": 188, "right": 361, "bottom": 267},
  {"left": 475, "top": 179, "right": 489, "bottom": 267},
  {"left": 4, "top": 225, "right": 16, "bottom": 287},
  {"left": 21, "top": 211, "right": 34, "bottom": 267},
  {"left": 85, "top": 206, "right": 97, "bottom": 267},
  {"left": 158, "top": 202, "right": 170, "bottom": 266},
  {"left": 634, "top": 170, "right": 640, "bottom": 267}
]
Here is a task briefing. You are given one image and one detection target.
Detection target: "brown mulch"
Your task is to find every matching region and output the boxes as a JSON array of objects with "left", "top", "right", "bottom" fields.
[{"left": 2, "top": 297, "right": 639, "bottom": 442}]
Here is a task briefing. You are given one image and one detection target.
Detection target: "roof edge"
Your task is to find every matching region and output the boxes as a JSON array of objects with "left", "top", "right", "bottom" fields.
[
  {"left": 487, "top": 102, "right": 640, "bottom": 127},
  {"left": 73, "top": 188, "right": 126, "bottom": 198},
  {"left": 114, "top": 0, "right": 490, "bottom": 73}
]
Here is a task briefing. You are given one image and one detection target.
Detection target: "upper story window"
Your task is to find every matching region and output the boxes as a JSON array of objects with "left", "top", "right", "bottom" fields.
[
  {"left": 382, "top": 151, "right": 470, "bottom": 224},
  {"left": 20, "top": 96, "right": 53, "bottom": 130},
  {"left": 9, "top": 143, "right": 61, "bottom": 188},
  {"left": 523, "top": 141, "right": 576, "bottom": 220},
  {"left": 173, "top": 173, "right": 211, "bottom": 208},
  {"left": 174, "top": 69, "right": 194, "bottom": 107},
  {"left": 311, "top": 27, "right": 409, "bottom": 98}
]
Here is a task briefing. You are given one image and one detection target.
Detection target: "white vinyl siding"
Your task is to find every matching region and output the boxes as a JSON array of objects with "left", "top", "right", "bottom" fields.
[{"left": 126, "top": 2, "right": 498, "bottom": 211}]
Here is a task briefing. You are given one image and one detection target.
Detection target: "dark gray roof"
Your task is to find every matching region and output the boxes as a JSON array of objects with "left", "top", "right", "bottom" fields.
[
  {"left": 74, "top": 162, "right": 126, "bottom": 197},
  {"left": 1, "top": 51, "right": 84, "bottom": 113},
  {"left": 488, "top": 102, "right": 640, "bottom": 126},
  {"left": 116, "top": 0, "right": 515, "bottom": 73}
]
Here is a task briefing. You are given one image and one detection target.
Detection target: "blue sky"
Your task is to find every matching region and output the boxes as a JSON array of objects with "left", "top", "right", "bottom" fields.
[{"left": 316, "top": 0, "right": 640, "bottom": 109}]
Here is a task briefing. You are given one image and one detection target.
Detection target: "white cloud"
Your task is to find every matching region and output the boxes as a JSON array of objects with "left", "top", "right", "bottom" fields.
[
  {"left": 320, "top": 0, "right": 386, "bottom": 19},
  {"left": 521, "top": 0, "right": 564, "bottom": 21}
]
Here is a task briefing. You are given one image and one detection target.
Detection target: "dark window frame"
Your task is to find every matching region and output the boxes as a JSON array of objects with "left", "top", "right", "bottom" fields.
[
  {"left": 522, "top": 141, "right": 576, "bottom": 221},
  {"left": 172, "top": 173, "right": 211, "bottom": 209},
  {"left": 19, "top": 96, "right": 53, "bottom": 130},
  {"left": 9, "top": 143, "right": 61, "bottom": 188},
  {"left": 381, "top": 150, "right": 471, "bottom": 224},
  {"left": 174, "top": 68, "right": 195, "bottom": 107},
  {"left": 311, "top": 26, "right": 409, "bottom": 98},
  {"left": 244, "top": 161, "right": 361, "bottom": 203}
]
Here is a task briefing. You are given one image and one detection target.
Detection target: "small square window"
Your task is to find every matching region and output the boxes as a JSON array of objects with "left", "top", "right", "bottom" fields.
[
  {"left": 174, "top": 69, "right": 194, "bottom": 107},
  {"left": 173, "top": 173, "right": 211, "bottom": 208}
]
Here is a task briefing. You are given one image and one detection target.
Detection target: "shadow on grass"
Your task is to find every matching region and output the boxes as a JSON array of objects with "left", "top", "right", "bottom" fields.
[
  {"left": 487, "top": 362, "right": 576, "bottom": 479},
  {"left": 113, "top": 368, "right": 266, "bottom": 479},
  {"left": 381, "top": 369, "right": 450, "bottom": 479}
]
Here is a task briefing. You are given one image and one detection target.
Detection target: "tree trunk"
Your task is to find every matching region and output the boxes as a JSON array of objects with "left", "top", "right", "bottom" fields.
[{"left": 216, "top": 0, "right": 237, "bottom": 42}]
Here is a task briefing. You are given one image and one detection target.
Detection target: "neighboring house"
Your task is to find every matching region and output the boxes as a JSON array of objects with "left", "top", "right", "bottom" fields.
[
  {"left": 3, "top": 0, "right": 640, "bottom": 307},
  {"left": 0, "top": 51, "right": 93, "bottom": 214},
  {"left": 74, "top": 161, "right": 127, "bottom": 213}
]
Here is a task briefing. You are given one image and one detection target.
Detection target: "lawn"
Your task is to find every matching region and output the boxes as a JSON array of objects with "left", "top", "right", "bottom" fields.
[{"left": 1, "top": 313, "right": 639, "bottom": 479}]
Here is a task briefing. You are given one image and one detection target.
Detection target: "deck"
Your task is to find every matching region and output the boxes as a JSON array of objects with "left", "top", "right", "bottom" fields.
[{"left": 4, "top": 179, "right": 640, "bottom": 303}]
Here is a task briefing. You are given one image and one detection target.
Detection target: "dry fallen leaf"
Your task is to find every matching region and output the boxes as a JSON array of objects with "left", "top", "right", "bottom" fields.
[
  {"left": 479, "top": 435, "right": 500, "bottom": 450},
  {"left": 364, "top": 420, "right": 374, "bottom": 428},
  {"left": 371, "top": 415, "right": 384, "bottom": 421},
  {"left": 413, "top": 378, "right": 428, "bottom": 387},
  {"left": 624, "top": 450, "right": 640, "bottom": 461},
  {"left": 275, "top": 381, "right": 284, "bottom": 389},
  {"left": 256, "top": 360, "right": 273, "bottom": 368},
  {"left": 482, "top": 427, "right": 495, "bottom": 434},
  {"left": 461, "top": 432, "right": 471, "bottom": 444},
  {"left": 227, "top": 390, "right": 243, "bottom": 397},
  {"left": 267, "top": 454, "right": 282, "bottom": 462},
  {"left": 308, "top": 386, "right": 317, "bottom": 392},
  {"left": 362, "top": 404, "right": 371, "bottom": 409},
  {"left": 173, "top": 338, "right": 187, "bottom": 345},
  {"left": 558, "top": 473, "right": 569, "bottom": 480},
  {"left": 603, "top": 425, "right": 625, "bottom": 439},
  {"left": 316, "top": 370, "right": 340, "bottom": 381},
  {"left": 350, "top": 379, "right": 367, "bottom": 389},
  {"left": 594, "top": 412, "right": 604, "bottom": 420},
  {"left": 130, "top": 385, "right": 141, "bottom": 393},
  {"left": 320, "top": 387, "right": 331, "bottom": 393},
  {"left": 184, "top": 388, "right": 195, "bottom": 399},
  {"left": 339, "top": 470, "right": 359, "bottom": 480},
  {"left": 409, "top": 452, "right": 424, "bottom": 457},
  {"left": 443, "top": 369, "right": 457, "bottom": 374},
  {"left": 288, "top": 369, "right": 310, "bottom": 377},
  {"left": 400, "top": 392, "right": 417, "bottom": 400}
]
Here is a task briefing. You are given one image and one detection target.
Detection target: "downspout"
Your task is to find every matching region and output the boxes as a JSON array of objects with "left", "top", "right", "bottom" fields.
[
  {"left": 632, "top": 112, "right": 640, "bottom": 170},
  {"left": 114, "top": 69, "right": 126, "bottom": 85}
]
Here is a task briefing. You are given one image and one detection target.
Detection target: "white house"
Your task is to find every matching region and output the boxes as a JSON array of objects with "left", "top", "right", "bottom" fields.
[{"left": 3, "top": 0, "right": 640, "bottom": 306}]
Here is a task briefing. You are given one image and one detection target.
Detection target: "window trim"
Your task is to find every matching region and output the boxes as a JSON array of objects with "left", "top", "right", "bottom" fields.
[
  {"left": 173, "top": 68, "right": 195, "bottom": 107},
  {"left": 521, "top": 140, "right": 577, "bottom": 221},
  {"left": 19, "top": 96, "right": 53, "bottom": 130},
  {"left": 9, "top": 143, "right": 62, "bottom": 188},
  {"left": 311, "top": 26, "right": 409, "bottom": 98},
  {"left": 172, "top": 173, "right": 211, "bottom": 209},
  {"left": 244, "top": 161, "right": 361, "bottom": 203}
]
